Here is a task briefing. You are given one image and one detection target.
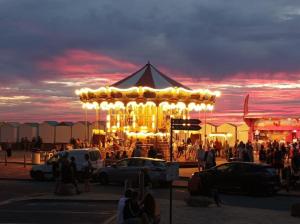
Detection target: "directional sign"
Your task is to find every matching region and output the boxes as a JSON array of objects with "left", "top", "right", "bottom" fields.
[
  {"left": 172, "top": 125, "right": 202, "bottom": 131},
  {"left": 171, "top": 118, "right": 201, "bottom": 125}
]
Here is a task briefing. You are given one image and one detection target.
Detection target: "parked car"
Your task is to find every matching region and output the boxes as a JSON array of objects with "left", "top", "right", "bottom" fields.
[
  {"left": 96, "top": 157, "right": 176, "bottom": 186},
  {"left": 30, "top": 148, "right": 104, "bottom": 181},
  {"left": 188, "top": 162, "right": 280, "bottom": 196}
]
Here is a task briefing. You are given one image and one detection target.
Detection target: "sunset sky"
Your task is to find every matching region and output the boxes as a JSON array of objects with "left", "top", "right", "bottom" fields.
[{"left": 1, "top": 0, "right": 300, "bottom": 124}]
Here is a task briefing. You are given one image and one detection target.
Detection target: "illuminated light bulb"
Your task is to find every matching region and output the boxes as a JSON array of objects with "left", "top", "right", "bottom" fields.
[
  {"left": 100, "top": 102, "right": 108, "bottom": 110},
  {"left": 86, "top": 103, "right": 94, "bottom": 110},
  {"left": 115, "top": 101, "right": 125, "bottom": 109},
  {"left": 206, "top": 104, "right": 214, "bottom": 111},
  {"left": 214, "top": 91, "right": 221, "bottom": 97},
  {"left": 127, "top": 101, "right": 137, "bottom": 107},
  {"left": 188, "top": 103, "right": 196, "bottom": 111},
  {"left": 177, "top": 102, "right": 186, "bottom": 110},
  {"left": 93, "top": 102, "right": 99, "bottom": 109},
  {"left": 170, "top": 103, "right": 176, "bottom": 110}
]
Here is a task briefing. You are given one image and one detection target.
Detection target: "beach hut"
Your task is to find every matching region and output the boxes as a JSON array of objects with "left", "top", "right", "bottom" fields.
[
  {"left": 39, "top": 121, "right": 58, "bottom": 144},
  {"left": 199, "top": 122, "right": 217, "bottom": 143},
  {"left": 19, "top": 123, "right": 39, "bottom": 141},
  {"left": 0, "top": 122, "right": 19, "bottom": 143},
  {"left": 0, "top": 122, "right": 4, "bottom": 143},
  {"left": 237, "top": 122, "right": 249, "bottom": 143},
  {"left": 72, "top": 121, "right": 91, "bottom": 141},
  {"left": 216, "top": 123, "right": 237, "bottom": 147},
  {"left": 55, "top": 122, "right": 73, "bottom": 143}
]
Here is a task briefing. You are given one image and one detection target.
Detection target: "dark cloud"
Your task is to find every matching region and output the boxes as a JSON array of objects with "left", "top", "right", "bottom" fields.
[{"left": 1, "top": 0, "right": 300, "bottom": 82}]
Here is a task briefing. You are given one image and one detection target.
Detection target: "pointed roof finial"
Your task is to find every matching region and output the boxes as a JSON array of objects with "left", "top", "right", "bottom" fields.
[{"left": 147, "top": 60, "right": 150, "bottom": 65}]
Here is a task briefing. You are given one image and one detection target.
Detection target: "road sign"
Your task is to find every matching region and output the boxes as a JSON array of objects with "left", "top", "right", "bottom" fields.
[
  {"left": 171, "top": 118, "right": 201, "bottom": 125},
  {"left": 171, "top": 125, "right": 202, "bottom": 131}
]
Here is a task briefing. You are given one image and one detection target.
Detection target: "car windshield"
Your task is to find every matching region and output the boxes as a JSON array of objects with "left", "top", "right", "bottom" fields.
[
  {"left": 89, "top": 150, "right": 101, "bottom": 161},
  {"left": 214, "top": 163, "right": 238, "bottom": 173}
]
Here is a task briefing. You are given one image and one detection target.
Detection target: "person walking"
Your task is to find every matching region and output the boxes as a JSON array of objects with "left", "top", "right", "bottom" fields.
[
  {"left": 60, "top": 152, "right": 70, "bottom": 181},
  {"left": 52, "top": 154, "right": 60, "bottom": 194},
  {"left": 197, "top": 145, "right": 206, "bottom": 172},
  {"left": 246, "top": 141, "right": 254, "bottom": 162},
  {"left": 237, "top": 141, "right": 245, "bottom": 161},
  {"left": 82, "top": 154, "right": 92, "bottom": 192},
  {"left": 259, "top": 145, "right": 267, "bottom": 163},
  {"left": 132, "top": 145, "right": 142, "bottom": 157},
  {"left": 273, "top": 147, "right": 284, "bottom": 176},
  {"left": 205, "top": 148, "right": 216, "bottom": 169},
  {"left": 70, "top": 156, "right": 81, "bottom": 194},
  {"left": 148, "top": 146, "right": 157, "bottom": 158}
]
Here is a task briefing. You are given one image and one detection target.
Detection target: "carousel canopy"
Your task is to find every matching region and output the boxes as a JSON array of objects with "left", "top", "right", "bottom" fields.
[
  {"left": 112, "top": 62, "right": 190, "bottom": 90},
  {"left": 76, "top": 62, "right": 220, "bottom": 111}
]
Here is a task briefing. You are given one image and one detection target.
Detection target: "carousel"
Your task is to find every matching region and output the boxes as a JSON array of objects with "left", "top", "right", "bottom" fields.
[{"left": 75, "top": 62, "right": 220, "bottom": 158}]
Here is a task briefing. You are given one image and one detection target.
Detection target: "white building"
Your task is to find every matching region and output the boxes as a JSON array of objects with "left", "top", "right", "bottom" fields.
[
  {"left": 216, "top": 123, "right": 237, "bottom": 147},
  {"left": 19, "top": 123, "right": 39, "bottom": 141},
  {"left": 55, "top": 122, "right": 73, "bottom": 143},
  {"left": 39, "top": 121, "right": 58, "bottom": 144},
  {"left": 72, "top": 121, "right": 90, "bottom": 141},
  {"left": 0, "top": 122, "right": 19, "bottom": 143}
]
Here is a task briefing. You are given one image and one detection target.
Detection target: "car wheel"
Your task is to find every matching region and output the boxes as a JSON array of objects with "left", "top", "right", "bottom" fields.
[
  {"left": 188, "top": 177, "right": 201, "bottom": 196},
  {"left": 98, "top": 173, "right": 109, "bottom": 185},
  {"left": 35, "top": 171, "right": 44, "bottom": 181}
]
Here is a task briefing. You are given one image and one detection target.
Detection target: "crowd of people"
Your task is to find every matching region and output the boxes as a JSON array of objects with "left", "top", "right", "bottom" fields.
[{"left": 256, "top": 140, "right": 300, "bottom": 175}]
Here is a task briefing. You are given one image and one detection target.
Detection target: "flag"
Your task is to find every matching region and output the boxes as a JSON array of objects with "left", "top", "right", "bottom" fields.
[{"left": 243, "top": 94, "right": 249, "bottom": 117}]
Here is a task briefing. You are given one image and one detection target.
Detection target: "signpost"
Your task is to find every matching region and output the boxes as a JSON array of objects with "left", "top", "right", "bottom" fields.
[{"left": 169, "top": 118, "right": 201, "bottom": 224}]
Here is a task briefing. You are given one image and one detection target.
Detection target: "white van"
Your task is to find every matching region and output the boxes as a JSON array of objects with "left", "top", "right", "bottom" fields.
[{"left": 30, "top": 148, "right": 104, "bottom": 181}]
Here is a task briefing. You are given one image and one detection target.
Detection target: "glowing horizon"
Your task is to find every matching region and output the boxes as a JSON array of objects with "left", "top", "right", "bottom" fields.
[{"left": 1, "top": 49, "right": 300, "bottom": 125}]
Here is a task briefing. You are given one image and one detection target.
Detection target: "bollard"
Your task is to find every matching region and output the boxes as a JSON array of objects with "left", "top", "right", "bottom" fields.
[
  {"left": 4, "top": 152, "right": 7, "bottom": 166},
  {"left": 23, "top": 151, "right": 26, "bottom": 168}
]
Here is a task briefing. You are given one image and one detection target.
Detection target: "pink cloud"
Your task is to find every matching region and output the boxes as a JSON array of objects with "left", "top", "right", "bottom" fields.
[
  {"left": 38, "top": 49, "right": 138, "bottom": 77},
  {"left": 2, "top": 50, "right": 300, "bottom": 124}
]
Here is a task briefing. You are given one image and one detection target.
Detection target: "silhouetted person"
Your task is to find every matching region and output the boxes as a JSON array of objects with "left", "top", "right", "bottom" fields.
[{"left": 70, "top": 156, "right": 80, "bottom": 194}]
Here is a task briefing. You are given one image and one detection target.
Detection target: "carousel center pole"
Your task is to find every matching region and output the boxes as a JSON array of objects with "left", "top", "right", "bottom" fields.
[
  {"left": 95, "top": 106, "right": 99, "bottom": 148},
  {"left": 204, "top": 108, "right": 207, "bottom": 149},
  {"left": 85, "top": 107, "right": 88, "bottom": 142}
]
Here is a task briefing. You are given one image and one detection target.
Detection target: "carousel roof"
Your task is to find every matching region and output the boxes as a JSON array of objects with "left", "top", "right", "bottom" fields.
[{"left": 111, "top": 62, "right": 190, "bottom": 90}]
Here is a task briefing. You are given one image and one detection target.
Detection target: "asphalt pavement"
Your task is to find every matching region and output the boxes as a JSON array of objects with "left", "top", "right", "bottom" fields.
[
  {"left": 0, "top": 200, "right": 116, "bottom": 223},
  {"left": 0, "top": 180, "right": 300, "bottom": 224}
]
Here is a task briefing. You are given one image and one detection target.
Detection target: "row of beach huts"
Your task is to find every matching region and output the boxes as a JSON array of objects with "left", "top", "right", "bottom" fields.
[
  {"left": 0, "top": 121, "right": 249, "bottom": 146},
  {"left": 0, "top": 121, "right": 105, "bottom": 144}
]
